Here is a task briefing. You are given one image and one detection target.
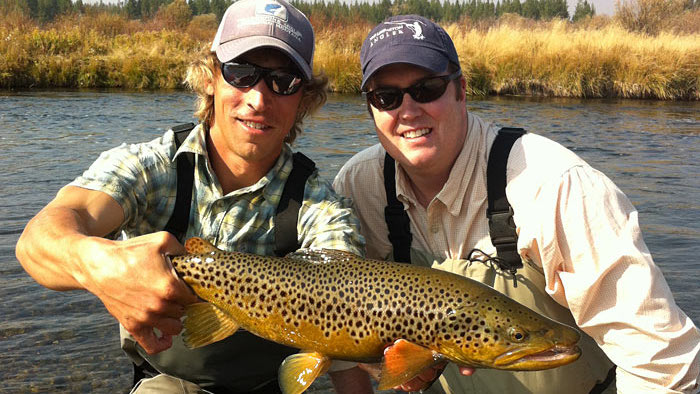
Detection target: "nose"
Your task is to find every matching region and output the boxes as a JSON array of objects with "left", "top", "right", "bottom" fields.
[
  {"left": 399, "top": 92, "right": 422, "bottom": 119},
  {"left": 244, "top": 79, "right": 271, "bottom": 112}
]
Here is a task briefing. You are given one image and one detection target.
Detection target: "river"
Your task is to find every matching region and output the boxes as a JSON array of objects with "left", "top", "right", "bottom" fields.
[{"left": 1, "top": 90, "right": 698, "bottom": 392}]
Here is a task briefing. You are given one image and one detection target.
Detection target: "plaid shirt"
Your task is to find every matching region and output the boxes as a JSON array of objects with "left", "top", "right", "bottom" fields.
[{"left": 71, "top": 124, "right": 364, "bottom": 256}]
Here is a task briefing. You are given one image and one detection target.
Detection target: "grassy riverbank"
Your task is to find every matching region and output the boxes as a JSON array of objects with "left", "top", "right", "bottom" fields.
[{"left": 1, "top": 11, "right": 698, "bottom": 99}]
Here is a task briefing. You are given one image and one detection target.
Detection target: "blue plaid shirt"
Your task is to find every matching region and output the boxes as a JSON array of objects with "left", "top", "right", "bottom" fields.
[{"left": 71, "top": 124, "right": 365, "bottom": 256}]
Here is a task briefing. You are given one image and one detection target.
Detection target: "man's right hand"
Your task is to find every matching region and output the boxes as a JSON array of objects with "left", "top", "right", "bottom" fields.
[
  {"left": 76, "top": 232, "right": 199, "bottom": 354},
  {"left": 15, "top": 186, "right": 199, "bottom": 355}
]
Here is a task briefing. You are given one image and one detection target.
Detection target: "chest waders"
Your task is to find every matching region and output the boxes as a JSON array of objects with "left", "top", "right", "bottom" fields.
[
  {"left": 125, "top": 123, "right": 316, "bottom": 393},
  {"left": 384, "top": 128, "right": 617, "bottom": 394}
]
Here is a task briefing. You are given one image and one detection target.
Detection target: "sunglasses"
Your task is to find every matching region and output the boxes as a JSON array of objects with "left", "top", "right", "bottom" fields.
[
  {"left": 220, "top": 62, "right": 304, "bottom": 96},
  {"left": 364, "top": 70, "right": 462, "bottom": 111}
]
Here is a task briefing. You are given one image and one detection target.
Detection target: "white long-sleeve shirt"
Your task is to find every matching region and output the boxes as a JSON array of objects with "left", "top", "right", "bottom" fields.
[{"left": 334, "top": 112, "right": 700, "bottom": 393}]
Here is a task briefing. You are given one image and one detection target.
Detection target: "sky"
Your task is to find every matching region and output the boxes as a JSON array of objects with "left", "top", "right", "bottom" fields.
[{"left": 566, "top": 0, "right": 615, "bottom": 16}]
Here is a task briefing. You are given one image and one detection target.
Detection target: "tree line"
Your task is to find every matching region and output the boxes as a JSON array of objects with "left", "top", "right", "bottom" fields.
[
  {"left": 1, "top": 0, "right": 598, "bottom": 23},
  {"left": 2, "top": 0, "right": 698, "bottom": 27}
]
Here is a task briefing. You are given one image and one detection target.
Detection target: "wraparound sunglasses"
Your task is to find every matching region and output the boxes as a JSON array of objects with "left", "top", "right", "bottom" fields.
[
  {"left": 220, "top": 61, "right": 304, "bottom": 96},
  {"left": 364, "top": 70, "right": 462, "bottom": 111}
]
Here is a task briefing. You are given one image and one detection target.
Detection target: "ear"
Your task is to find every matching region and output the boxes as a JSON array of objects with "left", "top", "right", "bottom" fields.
[
  {"left": 205, "top": 77, "right": 215, "bottom": 96},
  {"left": 458, "top": 75, "right": 467, "bottom": 102}
]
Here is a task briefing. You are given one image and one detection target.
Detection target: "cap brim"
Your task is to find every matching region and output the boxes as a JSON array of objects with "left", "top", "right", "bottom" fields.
[
  {"left": 216, "top": 36, "right": 313, "bottom": 81},
  {"left": 361, "top": 45, "right": 450, "bottom": 90}
]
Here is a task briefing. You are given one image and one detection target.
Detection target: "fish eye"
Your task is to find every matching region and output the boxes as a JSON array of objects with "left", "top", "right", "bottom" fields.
[{"left": 508, "top": 327, "right": 527, "bottom": 342}]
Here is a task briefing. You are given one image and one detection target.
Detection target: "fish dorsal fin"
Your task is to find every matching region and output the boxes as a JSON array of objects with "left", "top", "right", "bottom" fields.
[
  {"left": 182, "top": 302, "right": 239, "bottom": 349},
  {"left": 285, "top": 248, "right": 359, "bottom": 264},
  {"left": 184, "top": 237, "right": 220, "bottom": 254},
  {"left": 378, "top": 339, "right": 445, "bottom": 390},
  {"left": 278, "top": 351, "right": 331, "bottom": 394}
]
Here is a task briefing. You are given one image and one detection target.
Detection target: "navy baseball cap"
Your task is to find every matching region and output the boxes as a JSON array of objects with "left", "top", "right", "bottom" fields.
[
  {"left": 360, "top": 15, "right": 460, "bottom": 90},
  {"left": 211, "top": 0, "right": 314, "bottom": 80}
]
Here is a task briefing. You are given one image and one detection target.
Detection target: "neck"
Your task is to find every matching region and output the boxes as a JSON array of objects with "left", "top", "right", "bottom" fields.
[
  {"left": 404, "top": 167, "right": 450, "bottom": 208},
  {"left": 206, "top": 129, "right": 277, "bottom": 195}
]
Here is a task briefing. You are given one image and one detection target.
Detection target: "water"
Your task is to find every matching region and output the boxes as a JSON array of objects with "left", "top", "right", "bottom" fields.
[{"left": 1, "top": 90, "right": 698, "bottom": 392}]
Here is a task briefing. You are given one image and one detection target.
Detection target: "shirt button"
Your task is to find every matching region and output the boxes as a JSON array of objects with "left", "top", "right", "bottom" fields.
[{"left": 431, "top": 225, "right": 439, "bottom": 234}]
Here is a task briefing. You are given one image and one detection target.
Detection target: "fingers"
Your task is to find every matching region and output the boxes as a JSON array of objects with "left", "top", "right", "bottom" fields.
[
  {"left": 132, "top": 325, "right": 175, "bottom": 355},
  {"left": 157, "top": 231, "right": 187, "bottom": 257},
  {"left": 459, "top": 366, "right": 475, "bottom": 376},
  {"left": 160, "top": 268, "right": 199, "bottom": 306}
]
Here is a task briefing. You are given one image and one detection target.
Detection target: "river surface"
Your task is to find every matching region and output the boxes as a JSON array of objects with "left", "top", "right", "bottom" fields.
[{"left": 1, "top": 90, "right": 698, "bottom": 392}]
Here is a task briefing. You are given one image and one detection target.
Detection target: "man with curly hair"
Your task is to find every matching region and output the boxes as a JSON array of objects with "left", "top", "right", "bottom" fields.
[{"left": 16, "top": 0, "right": 370, "bottom": 392}]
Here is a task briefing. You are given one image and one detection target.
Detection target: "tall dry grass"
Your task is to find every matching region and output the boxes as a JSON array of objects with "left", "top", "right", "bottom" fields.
[
  {"left": 0, "top": 11, "right": 207, "bottom": 89},
  {"left": 444, "top": 17, "right": 699, "bottom": 99},
  {"left": 1, "top": 11, "right": 698, "bottom": 99}
]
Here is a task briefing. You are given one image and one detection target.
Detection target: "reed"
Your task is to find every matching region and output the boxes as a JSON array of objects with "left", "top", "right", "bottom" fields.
[
  {"left": 444, "top": 18, "right": 699, "bottom": 99},
  {"left": 1, "top": 12, "right": 698, "bottom": 100}
]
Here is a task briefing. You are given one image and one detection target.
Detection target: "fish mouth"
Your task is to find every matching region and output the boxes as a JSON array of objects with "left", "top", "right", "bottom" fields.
[{"left": 494, "top": 345, "right": 581, "bottom": 370}]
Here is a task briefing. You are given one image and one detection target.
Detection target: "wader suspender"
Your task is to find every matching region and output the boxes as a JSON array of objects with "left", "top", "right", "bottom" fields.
[
  {"left": 486, "top": 127, "right": 526, "bottom": 273},
  {"left": 133, "top": 123, "right": 315, "bottom": 386},
  {"left": 163, "top": 123, "right": 197, "bottom": 241},
  {"left": 383, "top": 153, "right": 413, "bottom": 263},
  {"left": 383, "top": 127, "right": 526, "bottom": 271}
]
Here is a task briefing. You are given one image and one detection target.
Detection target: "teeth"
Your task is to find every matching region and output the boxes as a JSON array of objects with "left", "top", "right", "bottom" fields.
[
  {"left": 242, "top": 120, "right": 267, "bottom": 130},
  {"left": 403, "top": 128, "right": 430, "bottom": 138}
]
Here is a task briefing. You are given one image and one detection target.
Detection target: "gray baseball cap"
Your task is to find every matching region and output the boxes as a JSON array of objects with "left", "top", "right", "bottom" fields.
[
  {"left": 360, "top": 15, "right": 460, "bottom": 90},
  {"left": 211, "top": 0, "right": 314, "bottom": 80}
]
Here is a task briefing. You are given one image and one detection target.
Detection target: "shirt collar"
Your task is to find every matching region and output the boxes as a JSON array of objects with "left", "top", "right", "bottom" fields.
[
  {"left": 171, "top": 123, "right": 294, "bottom": 198},
  {"left": 172, "top": 123, "right": 208, "bottom": 161}
]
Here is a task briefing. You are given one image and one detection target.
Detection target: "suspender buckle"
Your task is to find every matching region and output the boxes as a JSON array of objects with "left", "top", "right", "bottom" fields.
[{"left": 487, "top": 207, "right": 523, "bottom": 273}]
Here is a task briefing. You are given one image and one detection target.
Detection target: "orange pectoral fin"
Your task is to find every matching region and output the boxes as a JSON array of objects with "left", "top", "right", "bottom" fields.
[
  {"left": 377, "top": 339, "right": 444, "bottom": 390},
  {"left": 278, "top": 351, "right": 331, "bottom": 394}
]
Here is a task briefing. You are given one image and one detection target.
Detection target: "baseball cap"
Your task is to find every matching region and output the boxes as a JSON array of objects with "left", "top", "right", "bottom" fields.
[
  {"left": 211, "top": 0, "right": 314, "bottom": 80},
  {"left": 360, "top": 15, "right": 460, "bottom": 90}
]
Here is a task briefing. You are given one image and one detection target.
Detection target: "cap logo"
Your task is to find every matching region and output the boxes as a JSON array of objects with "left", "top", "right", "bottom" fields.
[
  {"left": 234, "top": 0, "right": 301, "bottom": 43},
  {"left": 256, "top": 1, "right": 288, "bottom": 21},
  {"left": 368, "top": 19, "right": 425, "bottom": 47}
]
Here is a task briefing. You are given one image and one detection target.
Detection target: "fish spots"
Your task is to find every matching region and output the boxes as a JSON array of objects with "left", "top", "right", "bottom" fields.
[{"left": 170, "top": 247, "right": 549, "bottom": 365}]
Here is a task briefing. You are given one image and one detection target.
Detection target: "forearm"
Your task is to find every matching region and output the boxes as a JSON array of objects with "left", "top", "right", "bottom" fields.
[
  {"left": 16, "top": 186, "right": 123, "bottom": 291},
  {"left": 16, "top": 204, "right": 103, "bottom": 290}
]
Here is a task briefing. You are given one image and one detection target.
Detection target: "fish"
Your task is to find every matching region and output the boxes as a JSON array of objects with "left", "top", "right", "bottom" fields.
[{"left": 171, "top": 237, "right": 581, "bottom": 394}]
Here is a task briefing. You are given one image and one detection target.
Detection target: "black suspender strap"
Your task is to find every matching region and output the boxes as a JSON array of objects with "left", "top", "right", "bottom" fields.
[
  {"left": 164, "top": 123, "right": 196, "bottom": 242},
  {"left": 135, "top": 122, "right": 195, "bottom": 387},
  {"left": 274, "top": 152, "right": 316, "bottom": 257},
  {"left": 383, "top": 153, "right": 412, "bottom": 263},
  {"left": 486, "top": 127, "right": 526, "bottom": 274}
]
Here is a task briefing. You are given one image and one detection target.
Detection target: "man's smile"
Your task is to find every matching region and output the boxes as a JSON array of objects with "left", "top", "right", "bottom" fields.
[{"left": 401, "top": 128, "right": 432, "bottom": 139}]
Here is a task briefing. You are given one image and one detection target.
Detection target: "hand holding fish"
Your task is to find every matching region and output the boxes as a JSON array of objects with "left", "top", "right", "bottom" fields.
[
  {"left": 359, "top": 340, "right": 475, "bottom": 391},
  {"left": 76, "top": 231, "right": 199, "bottom": 354},
  {"left": 16, "top": 187, "right": 199, "bottom": 355}
]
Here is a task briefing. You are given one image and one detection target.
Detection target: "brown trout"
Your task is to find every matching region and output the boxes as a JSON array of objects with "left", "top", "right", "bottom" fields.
[{"left": 171, "top": 237, "right": 581, "bottom": 393}]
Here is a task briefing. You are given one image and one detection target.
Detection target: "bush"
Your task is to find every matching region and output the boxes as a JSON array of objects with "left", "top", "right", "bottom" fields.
[
  {"left": 153, "top": 0, "right": 192, "bottom": 30},
  {"left": 186, "top": 13, "right": 217, "bottom": 42},
  {"left": 615, "top": 0, "right": 685, "bottom": 35}
]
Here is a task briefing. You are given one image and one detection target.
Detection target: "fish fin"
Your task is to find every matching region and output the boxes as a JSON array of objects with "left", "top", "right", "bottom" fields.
[
  {"left": 285, "top": 249, "right": 359, "bottom": 264},
  {"left": 278, "top": 351, "right": 331, "bottom": 394},
  {"left": 184, "top": 237, "right": 220, "bottom": 254},
  {"left": 377, "top": 339, "right": 443, "bottom": 390},
  {"left": 182, "top": 302, "right": 239, "bottom": 349}
]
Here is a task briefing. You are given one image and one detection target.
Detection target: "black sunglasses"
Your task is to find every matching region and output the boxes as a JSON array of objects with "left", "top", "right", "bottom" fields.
[
  {"left": 364, "top": 70, "right": 462, "bottom": 111},
  {"left": 220, "top": 62, "right": 304, "bottom": 96}
]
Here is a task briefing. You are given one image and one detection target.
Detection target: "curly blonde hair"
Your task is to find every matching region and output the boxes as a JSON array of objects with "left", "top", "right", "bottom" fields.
[{"left": 184, "top": 49, "right": 328, "bottom": 144}]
